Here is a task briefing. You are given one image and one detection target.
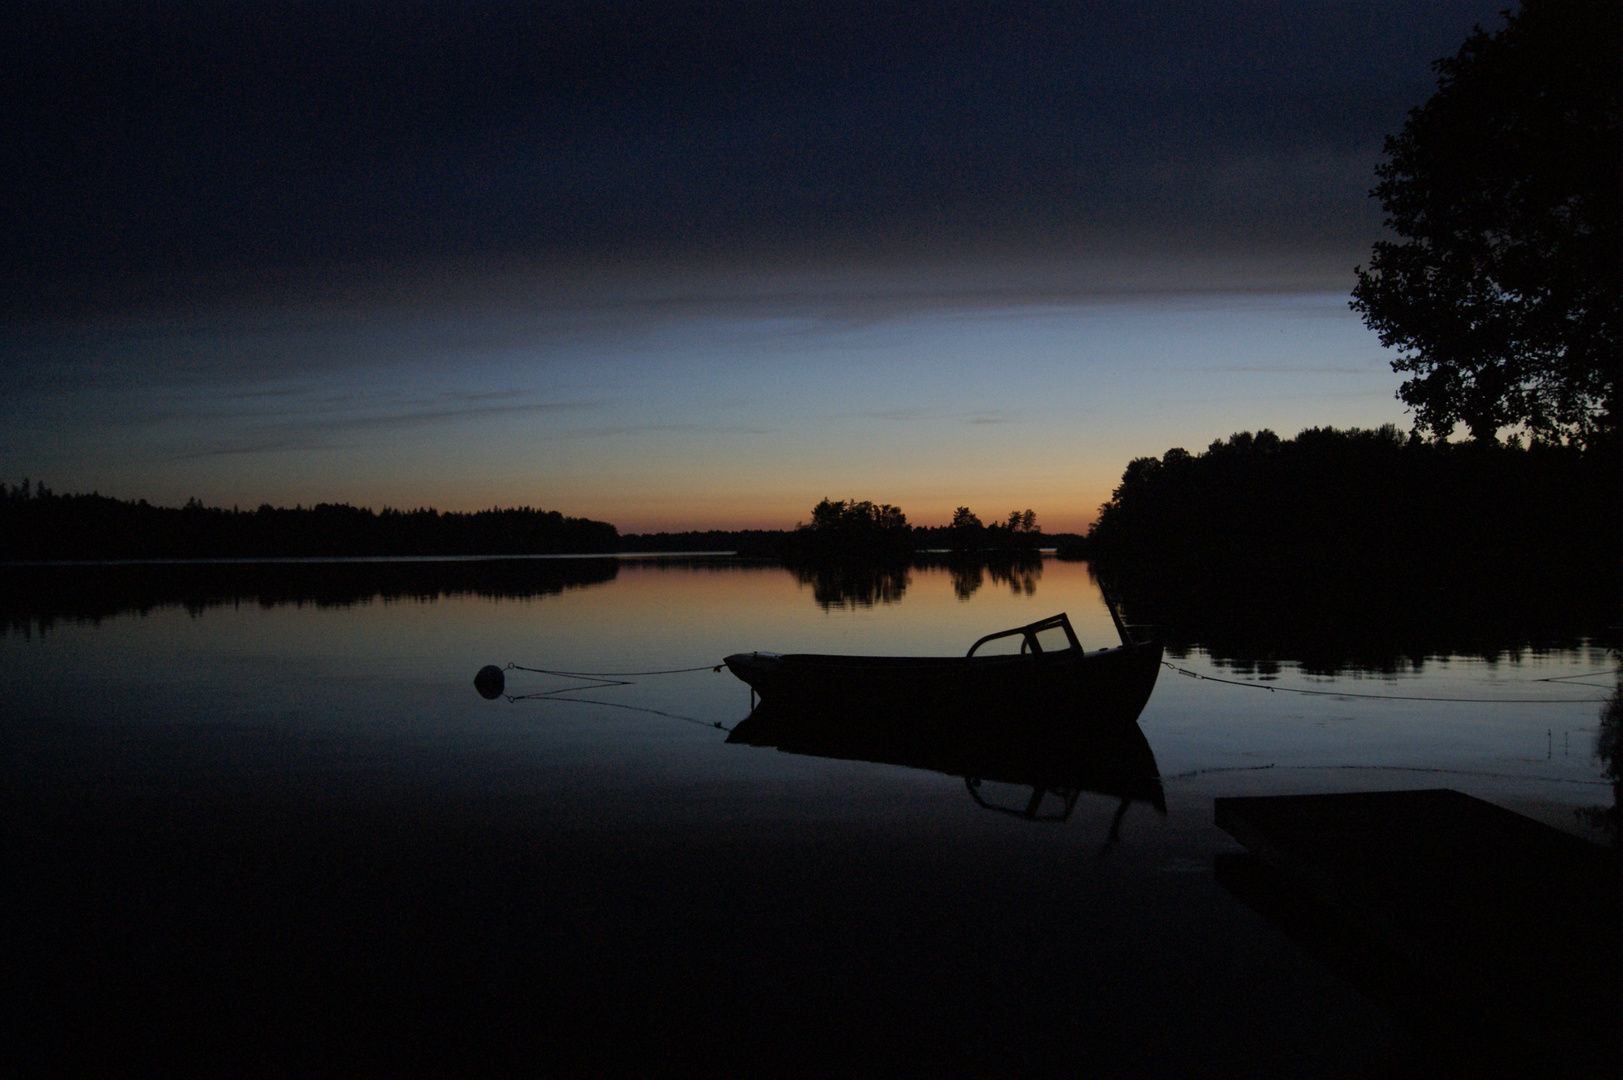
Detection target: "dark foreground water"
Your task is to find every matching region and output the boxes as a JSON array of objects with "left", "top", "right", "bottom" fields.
[{"left": 3, "top": 556, "right": 1615, "bottom": 1075}]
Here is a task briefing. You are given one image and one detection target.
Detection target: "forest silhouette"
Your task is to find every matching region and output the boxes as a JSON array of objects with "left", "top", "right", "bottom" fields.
[
  {"left": 2, "top": 482, "right": 1064, "bottom": 563},
  {"left": 1084, "top": 425, "right": 1621, "bottom": 668},
  {"left": 0, "top": 483, "right": 617, "bottom": 560}
]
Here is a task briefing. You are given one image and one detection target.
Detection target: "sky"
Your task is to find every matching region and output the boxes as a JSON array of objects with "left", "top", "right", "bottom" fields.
[{"left": 2, "top": 1, "right": 1515, "bottom": 534}]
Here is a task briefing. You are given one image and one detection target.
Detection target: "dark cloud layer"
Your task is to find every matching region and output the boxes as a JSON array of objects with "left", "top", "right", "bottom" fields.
[{"left": 6, "top": 1, "right": 1508, "bottom": 311}]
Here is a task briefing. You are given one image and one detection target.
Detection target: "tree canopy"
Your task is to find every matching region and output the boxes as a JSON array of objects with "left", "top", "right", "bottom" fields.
[
  {"left": 1350, "top": 0, "right": 1622, "bottom": 443},
  {"left": 0, "top": 483, "right": 619, "bottom": 559},
  {"left": 790, "top": 497, "right": 915, "bottom": 562},
  {"left": 805, "top": 497, "right": 909, "bottom": 535}
]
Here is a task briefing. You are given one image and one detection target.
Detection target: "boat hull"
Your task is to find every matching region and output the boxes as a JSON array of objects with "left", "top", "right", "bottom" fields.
[{"left": 724, "top": 636, "right": 1164, "bottom": 726}]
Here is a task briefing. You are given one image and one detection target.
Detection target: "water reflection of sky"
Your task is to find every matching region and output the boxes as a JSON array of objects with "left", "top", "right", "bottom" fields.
[
  {"left": 6, "top": 557, "right": 1611, "bottom": 834},
  {"left": 7, "top": 555, "right": 1614, "bottom": 1074}
]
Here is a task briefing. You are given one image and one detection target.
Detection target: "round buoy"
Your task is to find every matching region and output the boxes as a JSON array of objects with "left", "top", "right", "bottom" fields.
[{"left": 474, "top": 664, "right": 506, "bottom": 700}]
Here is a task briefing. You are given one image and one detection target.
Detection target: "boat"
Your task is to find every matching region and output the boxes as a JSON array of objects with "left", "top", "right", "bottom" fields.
[{"left": 723, "top": 611, "right": 1163, "bottom": 724}]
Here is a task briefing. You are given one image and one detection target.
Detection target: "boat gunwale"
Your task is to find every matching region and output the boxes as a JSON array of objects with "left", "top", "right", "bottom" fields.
[{"left": 761, "top": 644, "right": 1137, "bottom": 668}]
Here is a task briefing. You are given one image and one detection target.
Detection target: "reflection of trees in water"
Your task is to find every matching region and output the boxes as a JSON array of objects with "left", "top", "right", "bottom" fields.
[
  {"left": 948, "top": 562, "right": 982, "bottom": 600},
  {"left": 794, "top": 551, "right": 1045, "bottom": 609},
  {"left": 1096, "top": 561, "right": 1618, "bottom": 676},
  {"left": 986, "top": 554, "right": 1041, "bottom": 597},
  {"left": 1583, "top": 673, "right": 1622, "bottom": 843},
  {"left": 1, "top": 558, "right": 621, "bottom": 640},
  {"left": 943, "top": 552, "right": 1042, "bottom": 601},
  {"left": 1140, "top": 607, "right": 1612, "bottom": 678},
  {"left": 793, "top": 562, "right": 911, "bottom": 610}
]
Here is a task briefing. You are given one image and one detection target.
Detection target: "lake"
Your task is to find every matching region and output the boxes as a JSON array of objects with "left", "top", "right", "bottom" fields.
[{"left": 4, "top": 555, "right": 1615, "bottom": 1075}]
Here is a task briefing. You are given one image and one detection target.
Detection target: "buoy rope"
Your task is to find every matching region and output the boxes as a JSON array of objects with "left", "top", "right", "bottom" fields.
[
  {"left": 1163, "top": 762, "right": 1611, "bottom": 787},
  {"left": 1532, "top": 669, "right": 1621, "bottom": 689},
  {"left": 500, "top": 660, "right": 733, "bottom": 730},
  {"left": 507, "top": 663, "right": 723, "bottom": 678},
  {"left": 503, "top": 687, "right": 731, "bottom": 731},
  {"left": 1163, "top": 661, "right": 1608, "bottom": 704}
]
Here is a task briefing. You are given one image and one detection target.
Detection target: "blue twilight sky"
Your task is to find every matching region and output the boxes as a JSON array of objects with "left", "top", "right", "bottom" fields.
[{"left": 1, "top": 1, "right": 1513, "bottom": 533}]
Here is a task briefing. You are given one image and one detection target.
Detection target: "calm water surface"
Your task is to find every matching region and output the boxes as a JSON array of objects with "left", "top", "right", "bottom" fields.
[
  {"left": 8, "top": 556, "right": 1610, "bottom": 821},
  {"left": 4, "top": 555, "right": 1615, "bottom": 1074}
]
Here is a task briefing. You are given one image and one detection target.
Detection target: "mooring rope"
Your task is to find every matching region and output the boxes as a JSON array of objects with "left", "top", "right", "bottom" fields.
[
  {"left": 1162, "top": 661, "right": 1610, "bottom": 704},
  {"left": 503, "top": 688, "right": 731, "bottom": 731},
  {"left": 506, "top": 662, "right": 723, "bottom": 678},
  {"left": 1162, "top": 761, "right": 1612, "bottom": 787},
  {"left": 500, "top": 660, "right": 732, "bottom": 730},
  {"left": 1531, "top": 669, "right": 1622, "bottom": 689}
]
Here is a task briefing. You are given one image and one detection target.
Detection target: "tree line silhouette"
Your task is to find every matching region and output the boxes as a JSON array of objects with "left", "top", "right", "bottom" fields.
[
  {"left": 777, "top": 498, "right": 1047, "bottom": 562},
  {"left": 0, "top": 482, "right": 618, "bottom": 560},
  {"left": 914, "top": 506, "right": 1044, "bottom": 554},
  {"left": 2, "top": 482, "right": 1073, "bottom": 562},
  {"left": 595, "top": 500, "right": 1071, "bottom": 559},
  {"left": 1083, "top": 425, "right": 1622, "bottom": 663}
]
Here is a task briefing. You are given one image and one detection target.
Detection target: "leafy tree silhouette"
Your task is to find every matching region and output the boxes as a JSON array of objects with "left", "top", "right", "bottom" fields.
[{"left": 1351, "top": 0, "right": 1622, "bottom": 443}]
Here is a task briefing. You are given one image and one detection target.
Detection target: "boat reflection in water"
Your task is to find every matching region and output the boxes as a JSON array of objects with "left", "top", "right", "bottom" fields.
[{"left": 726, "top": 695, "right": 1165, "bottom": 838}]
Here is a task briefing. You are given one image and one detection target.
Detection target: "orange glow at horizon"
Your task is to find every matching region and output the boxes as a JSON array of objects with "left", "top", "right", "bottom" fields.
[{"left": 2, "top": 259, "right": 1408, "bottom": 534}]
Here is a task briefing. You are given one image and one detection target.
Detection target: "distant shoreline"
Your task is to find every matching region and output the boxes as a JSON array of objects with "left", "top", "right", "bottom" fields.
[
  {"left": 0, "top": 546, "right": 1072, "bottom": 570},
  {"left": 0, "top": 483, "right": 1085, "bottom": 560},
  {"left": 0, "top": 551, "right": 728, "bottom": 568}
]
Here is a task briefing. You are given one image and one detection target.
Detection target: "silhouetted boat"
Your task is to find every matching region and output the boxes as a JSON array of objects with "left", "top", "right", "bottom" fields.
[{"left": 723, "top": 612, "right": 1163, "bottom": 725}]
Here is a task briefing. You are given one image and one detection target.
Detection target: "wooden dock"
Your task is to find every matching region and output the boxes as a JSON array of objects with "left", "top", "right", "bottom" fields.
[{"left": 1215, "top": 789, "right": 1618, "bottom": 1075}]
